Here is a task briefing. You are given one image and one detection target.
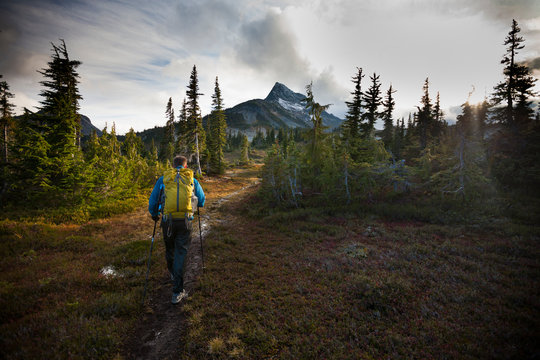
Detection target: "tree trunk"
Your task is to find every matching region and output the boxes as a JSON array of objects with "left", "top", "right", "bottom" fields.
[{"left": 195, "top": 132, "right": 202, "bottom": 176}]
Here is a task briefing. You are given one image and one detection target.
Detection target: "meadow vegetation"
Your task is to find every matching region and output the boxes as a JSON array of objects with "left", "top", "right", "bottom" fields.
[{"left": 179, "top": 187, "right": 539, "bottom": 359}]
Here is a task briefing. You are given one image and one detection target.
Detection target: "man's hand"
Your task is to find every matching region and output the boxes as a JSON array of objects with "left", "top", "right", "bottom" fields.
[{"left": 152, "top": 215, "right": 159, "bottom": 222}]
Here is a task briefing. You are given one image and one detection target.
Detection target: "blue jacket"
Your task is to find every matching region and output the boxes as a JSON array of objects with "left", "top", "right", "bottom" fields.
[{"left": 148, "top": 166, "right": 205, "bottom": 217}]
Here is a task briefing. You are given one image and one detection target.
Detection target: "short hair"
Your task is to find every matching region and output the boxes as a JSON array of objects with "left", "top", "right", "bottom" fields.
[{"left": 173, "top": 155, "right": 188, "bottom": 168}]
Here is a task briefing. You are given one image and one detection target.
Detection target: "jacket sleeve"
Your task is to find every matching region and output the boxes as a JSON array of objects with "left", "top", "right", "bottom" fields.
[
  {"left": 148, "top": 176, "right": 164, "bottom": 217},
  {"left": 193, "top": 178, "right": 205, "bottom": 207}
]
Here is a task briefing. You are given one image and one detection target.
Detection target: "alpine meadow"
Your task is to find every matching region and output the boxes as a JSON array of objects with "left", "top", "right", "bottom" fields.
[{"left": 1, "top": 1, "right": 539, "bottom": 359}]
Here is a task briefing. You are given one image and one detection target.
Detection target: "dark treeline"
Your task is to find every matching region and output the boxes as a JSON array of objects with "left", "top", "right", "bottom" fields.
[{"left": 261, "top": 20, "right": 539, "bottom": 222}]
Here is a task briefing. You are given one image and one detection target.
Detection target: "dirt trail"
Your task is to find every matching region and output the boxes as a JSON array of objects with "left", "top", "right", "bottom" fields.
[{"left": 122, "top": 167, "right": 259, "bottom": 360}]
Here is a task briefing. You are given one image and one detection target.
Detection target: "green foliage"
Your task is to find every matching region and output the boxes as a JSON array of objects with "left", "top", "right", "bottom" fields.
[
  {"left": 491, "top": 19, "right": 537, "bottom": 126},
  {"left": 207, "top": 76, "right": 227, "bottom": 174},
  {"left": 185, "top": 65, "right": 205, "bottom": 175},
  {"left": 160, "top": 97, "right": 176, "bottom": 163},
  {"left": 240, "top": 134, "right": 250, "bottom": 165}
]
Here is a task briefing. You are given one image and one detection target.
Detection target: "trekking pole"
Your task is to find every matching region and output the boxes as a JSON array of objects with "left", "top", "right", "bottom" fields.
[
  {"left": 198, "top": 207, "right": 205, "bottom": 272},
  {"left": 142, "top": 218, "right": 158, "bottom": 305}
]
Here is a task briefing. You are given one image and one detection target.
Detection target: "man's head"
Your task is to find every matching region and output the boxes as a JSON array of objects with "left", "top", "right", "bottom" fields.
[{"left": 173, "top": 155, "right": 188, "bottom": 168}]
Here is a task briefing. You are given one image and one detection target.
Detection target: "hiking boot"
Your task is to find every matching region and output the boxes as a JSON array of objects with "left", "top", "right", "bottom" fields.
[{"left": 171, "top": 289, "right": 188, "bottom": 304}]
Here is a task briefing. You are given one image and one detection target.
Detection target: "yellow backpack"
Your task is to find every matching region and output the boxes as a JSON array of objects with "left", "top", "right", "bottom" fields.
[{"left": 162, "top": 167, "right": 194, "bottom": 218}]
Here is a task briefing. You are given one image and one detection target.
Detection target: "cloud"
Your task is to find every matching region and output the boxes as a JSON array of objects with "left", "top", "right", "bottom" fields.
[
  {"left": 522, "top": 57, "right": 540, "bottom": 70},
  {"left": 169, "top": 0, "right": 241, "bottom": 52},
  {"left": 236, "top": 11, "right": 310, "bottom": 82}
]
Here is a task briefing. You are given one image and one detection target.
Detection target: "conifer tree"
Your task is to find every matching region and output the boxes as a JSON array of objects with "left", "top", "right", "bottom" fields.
[
  {"left": 416, "top": 78, "right": 434, "bottom": 149},
  {"left": 240, "top": 133, "right": 249, "bottom": 164},
  {"left": 10, "top": 109, "right": 52, "bottom": 198},
  {"left": 160, "top": 97, "right": 175, "bottom": 162},
  {"left": 492, "top": 19, "right": 537, "bottom": 127},
  {"left": 432, "top": 91, "right": 446, "bottom": 138},
  {"left": 185, "top": 65, "right": 205, "bottom": 175},
  {"left": 38, "top": 40, "right": 82, "bottom": 149},
  {"left": 343, "top": 67, "right": 364, "bottom": 139},
  {"left": 475, "top": 99, "right": 489, "bottom": 140},
  {"left": 34, "top": 40, "right": 84, "bottom": 198},
  {"left": 0, "top": 76, "right": 15, "bottom": 164},
  {"left": 381, "top": 84, "right": 396, "bottom": 150},
  {"left": 176, "top": 98, "right": 188, "bottom": 154},
  {"left": 265, "top": 128, "right": 276, "bottom": 146},
  {"left": 456, "top": 101, "right": 474, "bottom": 138},
  {"left": 392, "top": 118, "right": 405, "bottom": 159},
  {"left": 208, "top": 76, "right": 227, "bottom": 174},
  {"left": 362, "top": 73, "right": 382, "bottom": 138},
  {"left": 303, "top": 82, "right": 330, "bottom": 179},
  {"left": 123, "top": 128, "right": 143, "bottom": 160}
]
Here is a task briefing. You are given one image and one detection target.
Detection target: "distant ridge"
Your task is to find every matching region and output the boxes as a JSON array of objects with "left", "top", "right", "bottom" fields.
[{"left": 81, "top": 114, "right": 102, "bottom": 136}]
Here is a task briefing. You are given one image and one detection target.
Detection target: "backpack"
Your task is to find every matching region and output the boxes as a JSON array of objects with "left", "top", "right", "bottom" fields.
[{"left": 162, "top": 167, "right": 194, "bottom": 219}]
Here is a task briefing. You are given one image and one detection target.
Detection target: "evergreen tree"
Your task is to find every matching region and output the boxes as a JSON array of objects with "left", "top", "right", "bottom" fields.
[
  {"left": 392, "top": 117, "right": 405, "bottom": 159},
  {"left": 432, "top": 91, "right": 446, "bottom": 138},
  {"left": 34, "top": 40, "right": 84, "bottom": 198},
  {"left": 208, "top": 76, "right": 227, "bottom": 174},
  {"left": 122, "top": 128, "right": 144, "bottom": 160},
  {"left": 38, "top": 40, "right": 82, "bottom": 149},
  {"left": 303, "top": 82, "right": 330, "bottom": 182},
  {"left": 381, "top": 84, "right": 396, "bottom": 150},
  {"left": 456, "top": 101, "right": 474, "bottom": 137},
  {"left": 160, "top": 97, "right": 175, "bottom": 162},
  {"left": 362, "top": 72, "right": 382, "bottom": 138},
  {"left": 416, "top": 78, "right": 434, "bottom": 149},
  {"left": 10, "top": 109, "right": 52, "bottom": 198},
  {"left": 492, "top": 19, "right": 537, "bottom": 127},
  {"left": 251, "top": 128, "right": 266, "bottom": 149},
  {"left": 343, "top": 67, "right": 364, "bottom": 139},
  {"left": 185, "top": 65, "right": 205, "bottom": 175},
  {"left": 240, "top": 134, "right": 250, "bottom": 164},
  {"left": 265, "top": 128, "right": 276, "bottom": 146},
  {"left": 176, "top": 98, "right": 188, "bottom": 154},
  {"left": 475, "top": 98, "right": 490, "bottom": 140},
  {"left": 0, "top": 76, "right": 15, "bottom": 164}
]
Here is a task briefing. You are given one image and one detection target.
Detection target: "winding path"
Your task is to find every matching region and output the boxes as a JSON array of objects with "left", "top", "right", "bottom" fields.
[{"left": 122, "top": 168, "right": 259, "bottom": 360}]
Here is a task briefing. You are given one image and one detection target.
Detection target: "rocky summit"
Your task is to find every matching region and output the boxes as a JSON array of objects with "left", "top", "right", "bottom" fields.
[{"left": 220, "top": 82, "right": 343, "bottom": 131}]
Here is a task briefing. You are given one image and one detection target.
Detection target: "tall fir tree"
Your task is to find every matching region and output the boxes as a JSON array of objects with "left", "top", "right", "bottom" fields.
[
  {"left": 381, "top": 84, "right": 396, "bottom": 151},
  {"left": 33, "top": 40, "right": 84, "bottom": 198},
  {"left": 0, "top": 76, "right": 15, "bottom": 164},
  {"left": 432, "top": 91, "right": 446, "bottom": 138},
  {"left": 240, "top": 133, "right": 250, "bottom": 165},
  {"left": 416, "top": 78, "right": 434, "bottom": 149},
  {"left": 343, "top": 67, "right": 364, "bottom": 139},
  {"left": 362, "top": 72, "right": 382, "bottom": 138},
  {"left": 38, "top": 40, "right": 82, "bottom": 149},
  {"left": 492, "top": 19, "right": 537, "bottom": 127},
  {"left": 475, "top": 98, "right": 490, "bottom": 140},
  {"left": 176, "top": 98, "right": 188, "bottom": 154},
  {"left": 160, "top": 97, "right": 175, "bottom": 162},
  {"left": 303, "top": 82, "right": 330, "bottom": 183},
  {"left": 185, "top": 65, "right": 205, "bottom": 175},
  {"left": 208, "top": 76, "right": 227, "bottom": 174}
]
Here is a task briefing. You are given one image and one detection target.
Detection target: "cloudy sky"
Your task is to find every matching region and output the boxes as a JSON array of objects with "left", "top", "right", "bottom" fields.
[{"left": 1, "top": 0, "right": 539, "bottom": 134}]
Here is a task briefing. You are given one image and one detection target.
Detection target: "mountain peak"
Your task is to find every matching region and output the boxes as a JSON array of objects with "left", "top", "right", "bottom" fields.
[{"left": 265, "top": 82, "right": 305, "bottom": 104}]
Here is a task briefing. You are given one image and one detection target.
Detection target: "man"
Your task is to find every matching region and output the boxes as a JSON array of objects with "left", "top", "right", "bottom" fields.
[{"left": 148, "top": 155, "right": 205, "bottom": 304}]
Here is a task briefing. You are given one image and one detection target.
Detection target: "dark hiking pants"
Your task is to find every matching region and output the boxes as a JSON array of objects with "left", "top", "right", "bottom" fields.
[{"left": 162, "top": 217, "right": 192, "bottom": 294}]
